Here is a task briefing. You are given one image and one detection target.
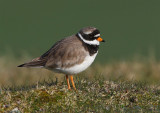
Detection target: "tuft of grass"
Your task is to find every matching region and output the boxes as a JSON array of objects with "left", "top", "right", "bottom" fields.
[
  {"left": 0, "top": 80, "right": 160, "bottom": 112},
  {"left": 0, "top": 55, "right": 160, "bottom": 112}
]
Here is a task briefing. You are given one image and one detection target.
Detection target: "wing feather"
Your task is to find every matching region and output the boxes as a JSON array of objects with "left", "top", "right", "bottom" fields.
[{"left": 45, "top": 36, "right": 87, "bottom": 68}]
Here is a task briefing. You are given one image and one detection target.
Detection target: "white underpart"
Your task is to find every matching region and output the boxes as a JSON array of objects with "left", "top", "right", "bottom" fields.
[
  {"left": 94, "top": 34, "right": 100, "bottom": 37},
  {"left": 78, "top": 33, "right": 100, "bottom": 45},
  {"left": 53, "top": 53, "right": 98, "bottom": 75}
]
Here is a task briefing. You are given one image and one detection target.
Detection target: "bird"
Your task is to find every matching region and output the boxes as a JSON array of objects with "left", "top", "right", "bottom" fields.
[{"left": 18, "top": 27, "right": 105, "bottom": 90}]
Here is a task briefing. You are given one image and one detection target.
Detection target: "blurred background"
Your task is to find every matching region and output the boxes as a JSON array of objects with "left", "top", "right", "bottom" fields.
[
  {"left": 0, "top": 0, "right": 160, "bottom": 88},
  {"left": 1, "top": 0, "right": 160, "bottom": 62}
]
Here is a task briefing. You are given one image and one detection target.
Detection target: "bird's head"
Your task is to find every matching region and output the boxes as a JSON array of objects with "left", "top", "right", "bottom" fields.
[{"left": 77, "top": 27, "right": 105, "bottom": 45}]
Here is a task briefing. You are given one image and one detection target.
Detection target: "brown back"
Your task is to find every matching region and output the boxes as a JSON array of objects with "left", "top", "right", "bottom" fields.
[{"left": 42, "top": 35, "right": 88, "bottom": 68}]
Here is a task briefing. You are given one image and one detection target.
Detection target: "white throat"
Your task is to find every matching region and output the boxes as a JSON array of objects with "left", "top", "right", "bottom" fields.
[{"left": 78, "top": 33, "right": 100, "bottom": 45}]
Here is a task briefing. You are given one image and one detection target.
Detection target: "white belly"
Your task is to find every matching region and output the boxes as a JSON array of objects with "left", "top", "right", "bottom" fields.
[{"left": 53, "top": 53, "right": 98, "bottom": 75}]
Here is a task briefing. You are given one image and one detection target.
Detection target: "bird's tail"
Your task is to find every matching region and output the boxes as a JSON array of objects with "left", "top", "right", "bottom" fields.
[{"left": 17, "top": 57, "right": 46, "bottom": 68}]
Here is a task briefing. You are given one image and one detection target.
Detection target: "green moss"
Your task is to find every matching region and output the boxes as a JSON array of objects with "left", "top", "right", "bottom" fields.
[{"left": 0, "top": 80, "right": 160, "bottom": 112}]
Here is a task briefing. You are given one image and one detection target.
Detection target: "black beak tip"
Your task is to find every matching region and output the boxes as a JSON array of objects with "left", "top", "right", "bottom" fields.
[{"left": 102, "top": 40, "right": 105, "bottom": 42}]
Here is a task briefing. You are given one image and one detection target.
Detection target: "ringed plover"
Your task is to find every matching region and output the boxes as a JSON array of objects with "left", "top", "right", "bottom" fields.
[{"left": 18, "top": 27, "right": 105, "bottom": 90}]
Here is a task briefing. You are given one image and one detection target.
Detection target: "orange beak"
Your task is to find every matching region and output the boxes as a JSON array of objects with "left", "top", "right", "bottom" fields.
[{"left": 96, "top": 37, "right": 105, "bottom": 42}]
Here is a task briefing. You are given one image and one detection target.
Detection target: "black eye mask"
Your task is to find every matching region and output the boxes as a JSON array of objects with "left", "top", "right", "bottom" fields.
[
  {"left": 81, "top": 29, "right": 100, "bottom": 41},
  {"left": 92, "top": 29, "right": 100, "bottom": 36}
]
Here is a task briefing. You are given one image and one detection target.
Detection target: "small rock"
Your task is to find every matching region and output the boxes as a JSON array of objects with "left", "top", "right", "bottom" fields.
[{"left": 11, "top": 107, "right": 21, "bottom": 113}]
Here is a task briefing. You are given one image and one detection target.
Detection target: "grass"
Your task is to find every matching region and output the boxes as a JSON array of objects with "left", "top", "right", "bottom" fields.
[
  {"left": 0, "top": 80, "right": 160, "bottom": 112},
  {"left": 0, "top": 55, "right": 160, "bottom": 112}
]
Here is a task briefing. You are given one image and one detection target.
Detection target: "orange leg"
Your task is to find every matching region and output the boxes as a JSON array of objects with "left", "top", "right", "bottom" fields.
[
  {"left": 66, "top": 75, "right": 71, "bottom": 90},
  {"left": 70, "top": 75, "right": 76, "bottom": 90}
]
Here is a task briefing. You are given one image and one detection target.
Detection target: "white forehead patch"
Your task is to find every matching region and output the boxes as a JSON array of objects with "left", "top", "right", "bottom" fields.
[
  {"left": 78, "top": 33, "right": 100, "bottom": 45},
  {"left": 94, "top": 34, "right": 100, "bottom": 37},
  {"left": 84, "top": 31, "right": 92, "bottom": 35}
]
